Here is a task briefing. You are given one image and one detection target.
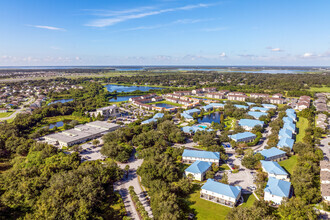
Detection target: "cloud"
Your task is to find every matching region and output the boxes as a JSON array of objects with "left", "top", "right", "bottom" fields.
[
  {"left": 266, "top": 47, "right": 284, "bottom": 52},
  {"left": 219, "top": 52, "right": 226, "bottom": 57},
  {"left": 29, "top": 25, "right": 66, "bottom": 31},
  {"left": 302, "top": 52, "right": 314, "bottom": 58},
  {"left": 86, "top": 3, "right": 213, "bottom": 27},
  {"left": 87, "top": 6, "right": 155, "bottom": 17}
]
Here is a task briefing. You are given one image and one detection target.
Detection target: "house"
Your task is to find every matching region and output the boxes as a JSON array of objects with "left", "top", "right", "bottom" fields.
[
  {"left": 191, "top": 89, "right": 204, "bottom": 95},
  {"left": 94, "top": 105, "right": 120, "bottom": 117},
  {"left": 259, "top": 147, "right": 287, "bottom": 161},
  {"left": 269, "top": 97, "right": 285, "bottom": 104},
  {"left": 250, "top": 107, "right": 269, "bottom": 113},
  {"left": 203, "top": 87, "right": 217, "bottom": 93},
  {"left": 250, "top": 93, "right": 269, "bottom": 99},
  {"left": 141, "top": 113, "right": 164, "bottom": 124},
  {"left": 277, "top": 138, "right": 295, "bottom": 150},
  {"left": 247, "top": 111, "right": 268, "bottom": 119},
  {"left": 234, "top": 104, "right": 249, "bottom": 110},
  {"left": 209, "top": 103, "right": 225, "bottom": 108},
  {"left": 0, "top": 108, "right": 8, "bottom": 113},
  {"left": 185, "top": 160, "right": 212, "bottom": 181},
  {"left": 260, "top": 160, "right": 289, "bottom": 181},
  {"left": 283, "top": 122, "right": 296, "bottom": 134},
  {"left": 181, "top": 108, "right": 201, "bottom": 121},
  {"left": 200, "top": 179, "right": 242, "bottom": 207},
  {"left": 320, "top": 161, "right": 330, "bottom": 203},
  {"left": 262, "top": 104, "right": 277, "bottom": 109},
  {"left": 273, "top": 93, "right": 283, "bottom": 99},
  {"left": 278, "top": 128, "right": 293, "bottom": 139},
  {"left": 201, "top": 104, "right": 214, "bottom": 111},
  {"left": 285, "top": 109, "right": 297, "bottom": 122},
  {"left": 227, "top": 92, "right": 247, "bottom": 101},
  {"left": 206, "top": 92, "right": 225, "bottom": 99},
  {"left": 246, "top": 102, "right": 255, "bottom": 106},
  {"left": 238, "top": 119, "right": 264, "bottom": 131},
  {"left": 182, "top": 149, "right": 220, "bottom": 165},
  {"left": 282, "top": 117, "right": 294, "bottom": 124},
  {"left": 229, "top": 132, "right": 256, "bottom": 143},
  {"left": 264, "top": 177, "right": 292, "bottom": 205}
]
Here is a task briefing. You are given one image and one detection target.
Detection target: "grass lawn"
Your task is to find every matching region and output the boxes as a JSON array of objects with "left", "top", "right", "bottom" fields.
[
  {"left": 240, "top": 194, "right": 257, "bottom": 208},
  {"left": 45, "top": 115, "right": 90, "bottom": 124},
  {"left": 279, "top": 155, "right": 297, "bottom": 175},
  {"left": 296, "top": 117, "right": 308, "bottom": 143},
  {"left": 224, "top": 117, "right": 236, "bottom": 130},
  {"left": 309, "top": 86, "right": 330, "bottom": 93},
  {"left": 0, "top": 110, "right": 14, "bottom": 118},
  {"left": 188, "top": 188, "right": 231, "bottom": 220},
  {"left": 149, "top": 100, "right": 182, "bottom": 107},
  {"left": 220, "top": 164, "right": 231, "bottom": 171}
]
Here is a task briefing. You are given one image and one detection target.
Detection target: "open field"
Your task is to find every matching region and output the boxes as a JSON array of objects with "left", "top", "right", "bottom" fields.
[
  {"left": 309, "top": 86, "right": 330, "bottom": 93},
  {"left": 44, "top": 115, "right": 90, "bottom": 124},
  {"left": 296, "top": 117, "right": 308, "bottom": 143},
  {"left": 0, "top": 111, "right": 14, "bottom": 118},
  {"left": 279, "top": 155, "right": 297, "bottom": 175}
]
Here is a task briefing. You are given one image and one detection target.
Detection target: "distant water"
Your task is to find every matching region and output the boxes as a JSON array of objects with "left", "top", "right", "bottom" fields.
[
  {"left": 48, "top": 99, "right": 73, "bottom": 105},
  {"left": 109, "top": 95, "right": 140, "bottom": 102},
  {"left": 198, "top": 112, "right": 221, "bottom": 124},
  {"left": 49, "top": 121, "right": 64, "bottom": 129},
  {"left": 105, "top": 84, "right": 163, "bottom": 93},
  {"left": 155, "top": 103, "right": 176, "bottom": 109}
]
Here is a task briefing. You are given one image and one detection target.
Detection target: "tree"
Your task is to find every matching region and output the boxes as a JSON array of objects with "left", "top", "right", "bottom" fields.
[
  {"left": 278, "top": 197, "right": 317, "bottom": 220},
  {"left": 221, "top": 172, "right": 228, "bottom": 184},
  {"left": 92, "top": 139, "right": 100, "bottom": 147},
  {"left": 124, "top": 165, "right": 130, "bottom": 178}
]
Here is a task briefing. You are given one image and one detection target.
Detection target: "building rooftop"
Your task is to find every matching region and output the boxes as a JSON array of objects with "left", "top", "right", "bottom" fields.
[
  {"left": 181, "top": 112, "right": 194, "bottom": 120},
  {"left": 261, "top": 160, "right": 289, "bottom": 176},
  {"left": 182, "top": 125, "right": 212, "bottom": 134},
  {"left": 262, "top": 104, "right": 277, "bottom": 109},
  {"left": 234, "top": 104, "right": 249, "bottom": 109},
  {"left": 185, "top": 160, "right": 212, "bottom": 174},
  {"left": 229, "top": 132, "right": 256, "bottom": 141},
  {"left": 279, "top": 128, "right": 293, "bottom": 139},
  {"left": 277, "top": 138, "right": 295, "bottom": 150},
  {"left": 250, "top": 107, "right": 269, "bottom": 112},
  {"left": 202, "top": 179, "right": 242, "bottom": 199},
  {"left": 209, "top": 103, "right": 225, "bottom": 108},
  {"left": 264, "top": 177, "right": 291, "bottom": 198},
  {"left": 238, "top": 119, "right": 264, "bottom": 128},
  {"left": 283, "top": 117, "right": 294, "bottom": 124},
  {"left": 286, "top": 109, "right": 296, "bottom": 115},
  {"left": 259, "top": 147, "right": 286, "bottom": 159},
  {"left": 201, "top": 105, "right": 214, "bottom": 111},
  {"left": 182, "top": 149, "right": 220, "bottom": 160},
  {"left": 246, "top": 102, "right": 255, "bottom": 106},
  {"left": 283, "top": 122, "right": 296, "bottom": 131},
  {"left": 184, "top": 108, "right": 201, "bottom": 115},
  {"left": 247, "top": 111, "right": 268, "bottom": 119}
]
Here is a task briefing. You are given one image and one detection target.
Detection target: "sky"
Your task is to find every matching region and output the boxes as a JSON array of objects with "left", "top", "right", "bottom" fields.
[{"left": 0, "top": 0, "right": 330, "bottom": 66}]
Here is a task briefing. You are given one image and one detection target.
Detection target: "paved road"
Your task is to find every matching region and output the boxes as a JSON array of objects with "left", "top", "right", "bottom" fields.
[
  {"left": 114, "top": 153, "right": 153, "bottom": 220},
  {"left": 0, "top": 98, "right": 34, "bottom": 121}
]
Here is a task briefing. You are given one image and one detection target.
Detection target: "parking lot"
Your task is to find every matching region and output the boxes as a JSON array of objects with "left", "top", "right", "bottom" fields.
[{"left": 79, "top": 138, "right": 106, "bottom": 161}]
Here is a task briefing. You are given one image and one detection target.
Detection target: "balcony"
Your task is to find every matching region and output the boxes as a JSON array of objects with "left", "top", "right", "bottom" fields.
[{"left": 200, "top": 193, "right": 235, "bottom": 208}]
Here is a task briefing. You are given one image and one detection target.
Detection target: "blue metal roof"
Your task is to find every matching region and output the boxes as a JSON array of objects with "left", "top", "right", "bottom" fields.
[
  {"left": 202, "top": 105, "right": 214, "bottom": 111},
  {"left": 264, "top": 177, "right": 291, "bottom": 198},
  {"left": 153, "top": 113, "right": 164, "bottom": 119},
  {"left": 209, "top": 103, "right": 225, "bottom": 108},
  {"left": 287, "top": 114, "right": 297, "bottom": 120},
  {"left": 248, "top": 111, "right": 268, "bottom": 119},
  {"left": 182, "top": 126, "right": 213, "bottom": 134},
  {"left": 283, "top": 117, "right": 294, "bottom": 124},
  {"left": 141, "top": 118, "right": 158, "bottom": 124},
  {"left": 182, "top": 149, "right": 220, "bottom": 160},
  {"left": 185, "top": 160, "right": 212, "bottom": 174},
  {"left": 262, "top": 104, "right": 277, "bottom": 109},
  {"left": 283, "top": 122, "right": 296, "bottom": 132},
  {"left": 202, "top": 179, "right": 242, "bottom": 199},
  {"left": 238, "top": 119, "right": 264, "bottom": 128},
  {"left": 277, "top": 138, "right": 294, "bottom": 149},
  {"left": 260, "top": 160, "right": 288, "bottom": 176},
  {"left": 286, "top": 109, "right": 296, "bottom": 115},
  {"left": 259, "top": 147, "right": 286, "bottom": 159},
  {"left": 250, "top": 107, "right": 269, "bottom": 112},
  {"left": 246, "top": 102, "right": 255, "bottom": 106},
  {"left": 181, "top": 112, "right": 194, "bottom": 120},
  {"left": 279, "top": 128, "right": 293, "bottom": 139},
  {"left": 234, "top": 104, "right": 249, "bottom": 109},
  {"left": 184, "top": 108, "right": 201, "bottom": 115},
  {"left": 229, "top": 132, "right": 256, "bottom": 142}
]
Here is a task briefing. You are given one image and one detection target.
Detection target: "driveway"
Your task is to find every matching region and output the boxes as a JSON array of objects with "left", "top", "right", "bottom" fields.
[
  {"left": 114, "top": 152, "right": 153, "bottom": 220},
  {"left": 319, "top": 136, "right": 330, "bottom": 161},
  {"left": 226, "top": 153, "right": 256, "bottom": 190}
]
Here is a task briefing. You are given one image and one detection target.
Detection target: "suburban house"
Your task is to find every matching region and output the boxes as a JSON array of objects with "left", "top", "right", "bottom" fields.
[
  {"left": 202, "top": 87, "right": 217, "bottom": 93},
  {"left": 182, "top": 149, "right": 220, "bottom": 165},
  {"left": 264, "top": 177, "right": 292, "bottom": 205},
  {"left": 250, "top": 93, "right": 269, "bottom": 99},
  {"left": 201, "top": 104, "right": 214, "bottom": 111},
  {"left": 227, "top": 92, "right": 247, "bottom": 101},
  {"left": 209, "top": 103, "right": 225, "bottom": 108},
  {"left": 277, "top": 137, "right": 295, "bottom": 150},
  {"left": 286, "top": 109, "right": 297, "bottom": 122},
  {"left": 229, "top": 132, "right": 257, "bottom": 143},
  {"left": 260, "top": 160, "right": 289, "bottom": 181},
  {"left": 283, "top": 117, "right": 294, "bottom": 124},
  {"left": 234, "top": 104, "right": 249, "bottom": 110},
  {"left": 278, "top": 128, "right": 293, "bottom": 139},
  {"left": 184, "top": 160, "right": 212, "bottom": 181},
  {"left": 206, "top": 92, "right": 226, "bottom": 99},
  {"left": 283, "top": 122, "right": 296, "bottom": 133},
  {"left": 238, "top": 119, "right": 264, "bottom": 131},
  {"left": 250, "top": 107, "right": 269, "bottom": 113},
  {"left": 247, "top": 111, "right": 268, "bottom": 119},
  {"left": 191, "top": 89, "right": 204, "bottom": 95},
  {"left": 259, "top": 147, "right": 287, "bottom": 161},
  {"left": 320, "top": 161, "right": 330, "bottom": 203},
  {"left": 141, "top": 113, "right": 164, "bottom": 124},
  {"left": 200, "top": 179, "right": 242, "bottom": 207},
  {"left": 296, "top": 96, "right": 311, "bottom": 110},
  {"left": 269, "top": 97, "right": 285, "bottom": 104},
  {"left": 0, "top": 108, "right": 8, "bottom": 113}
]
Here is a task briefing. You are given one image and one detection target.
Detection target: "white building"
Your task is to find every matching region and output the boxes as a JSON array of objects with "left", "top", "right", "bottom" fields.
[
  {"left": 260, "top": 160, "right": 289, "bottom": 181},
  {"left": 264, "top": 177, "right": 292, "bottom": 205},
  {"left": 184, "top": 160, "right": 212, "bottom": 181},
  {"left": 182, "top": 149, "right": 220, "bottom": 165}
]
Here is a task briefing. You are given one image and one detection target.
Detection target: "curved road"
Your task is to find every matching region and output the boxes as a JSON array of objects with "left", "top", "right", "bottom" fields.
[{"left": 0, "top": 98, "right": 34, "bottom": 121}]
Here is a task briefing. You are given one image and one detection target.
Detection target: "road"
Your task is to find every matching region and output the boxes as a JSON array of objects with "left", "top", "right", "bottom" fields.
[
  {"left": 319, "top": 136, "right": 330, "bottom": 161},
  {"left": 114, "top": 152, "right": 153, "bottom": 220},
  {"left": 0, "top": 98, "right": 34, "bottom": 121}
]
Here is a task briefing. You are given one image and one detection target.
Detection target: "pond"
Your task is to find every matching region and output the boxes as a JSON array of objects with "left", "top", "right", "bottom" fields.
[
  {"left": 105, "top": 84, "right": 163, "bottom": 93},
  {"left": 155, "top": 103, "right": 176, "bottom": 109},
  {"left": 109, "top": 95, "right": 140, "bottom": 102},
  {"left": 198, "top": 112, "right": 221, "bottom": 124},
  {"left": 49, "top": 121, "right": 64, "bottom": 129},
  {"left": 48, "top": 99, "right": 74, "bottom": 105}
]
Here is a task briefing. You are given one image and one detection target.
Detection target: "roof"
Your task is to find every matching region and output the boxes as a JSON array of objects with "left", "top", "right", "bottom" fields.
[
  {"left": 238, "top": 119, "right": 264, "bottom": 128},
  {"left": 250, "top": 107, "right": 269, "bottom": 112},
  {"left": 201, "top": 179, "right": 242, "bottom": 199},
  {"left": 141, "top": 118, "right": 157, "bottom": 124},
  {"left": 182, "top": 126, "right": 213, "bottom": 134},
  {"left": 264, "top": 177, "right": 291, "bottom": 198},
  {"left": 234, "top": 104, "right": 249, "bottom": 109},
  {"left": 261, "top": 160, "right": 289, "bottom": 176},
  {"left": 277, "top": 138, "right": 295, "bottom": 149},
  {"left": 262, "top": 104, "right": 277, "bottom": 109},
  {"left": 185, "top": 160, "right": 212, "bottom": 174},
  {"left": 182, "top": 149, "right": 220, "bottom": 160},
  {"left": 202, "top": 105, "right": 214, "bottom": 111},
  {"left": 283, "top": 117, "right": 294, "bottom": 124},
  {"left": 184, "top": 108, "right": 201, "bottom": 115},
  {"left": 153, "top": 113, "right": 164, "bottom": 119},
  {"left": 181, "top": 112, "right": 194, "bottom": 120},
  {"left": 247, "top": 111, "right": 268, "bottom": 119},
  {"left": 283, "top": 122, "right": 296, "bottom": 132},
  {"left": 279, "top": 128, "right": 293, "bottom": 139},
  {"left": 209, "top": 103, "right": 225, "bottom": 108},
  {"left": 286, "top": 109, "right": 296, "bottom": 115},
  {"left": 259, "top": 147, "right": 286, "bottom": 159},
  {"left": 246, "top": 102, "right": 255, "bottom": 106},
  {"left": 229, "top": 132, "right": 256, "bottom": 141}
]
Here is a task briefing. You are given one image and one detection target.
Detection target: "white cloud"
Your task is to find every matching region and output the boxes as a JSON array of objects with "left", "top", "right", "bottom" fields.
[
  {"left": 302, "top": 52, "right": 314, "bottom": 58},
  {"left": 86, "top": 3, "right": 213, "bottom": 27},
  {"left": 219, "top": 52, "right": 226, "bottom": 57},
  {"left": 29, "top": 25, "right": 66, "bottom": 31},
  {"left": 266, "top": 47, "right": 284, "bottom": 52}
]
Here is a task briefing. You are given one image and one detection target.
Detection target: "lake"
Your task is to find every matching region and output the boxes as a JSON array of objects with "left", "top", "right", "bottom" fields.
[
  {"left": 48, "top": 99, "right": 74, "bottom": 105},
  {"left": 109, "top": 95, "right": 140, "bottom": 102},
  {"left": 49, "top": 121, "right": 64, "bottom": 129},
  {"left": 105, "top": 84, "right": 163, "bottom": 93},
  {"left": 155, "top": 103, "right": 176, "bottom": 109},
  {"left": 198, "top": 112, "right": 221, "bottom": 124}
]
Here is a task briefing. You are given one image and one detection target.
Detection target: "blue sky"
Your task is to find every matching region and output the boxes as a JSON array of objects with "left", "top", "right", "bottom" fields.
[{"left": 0, "top": 0, "right": 329, "bottom": 66}]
